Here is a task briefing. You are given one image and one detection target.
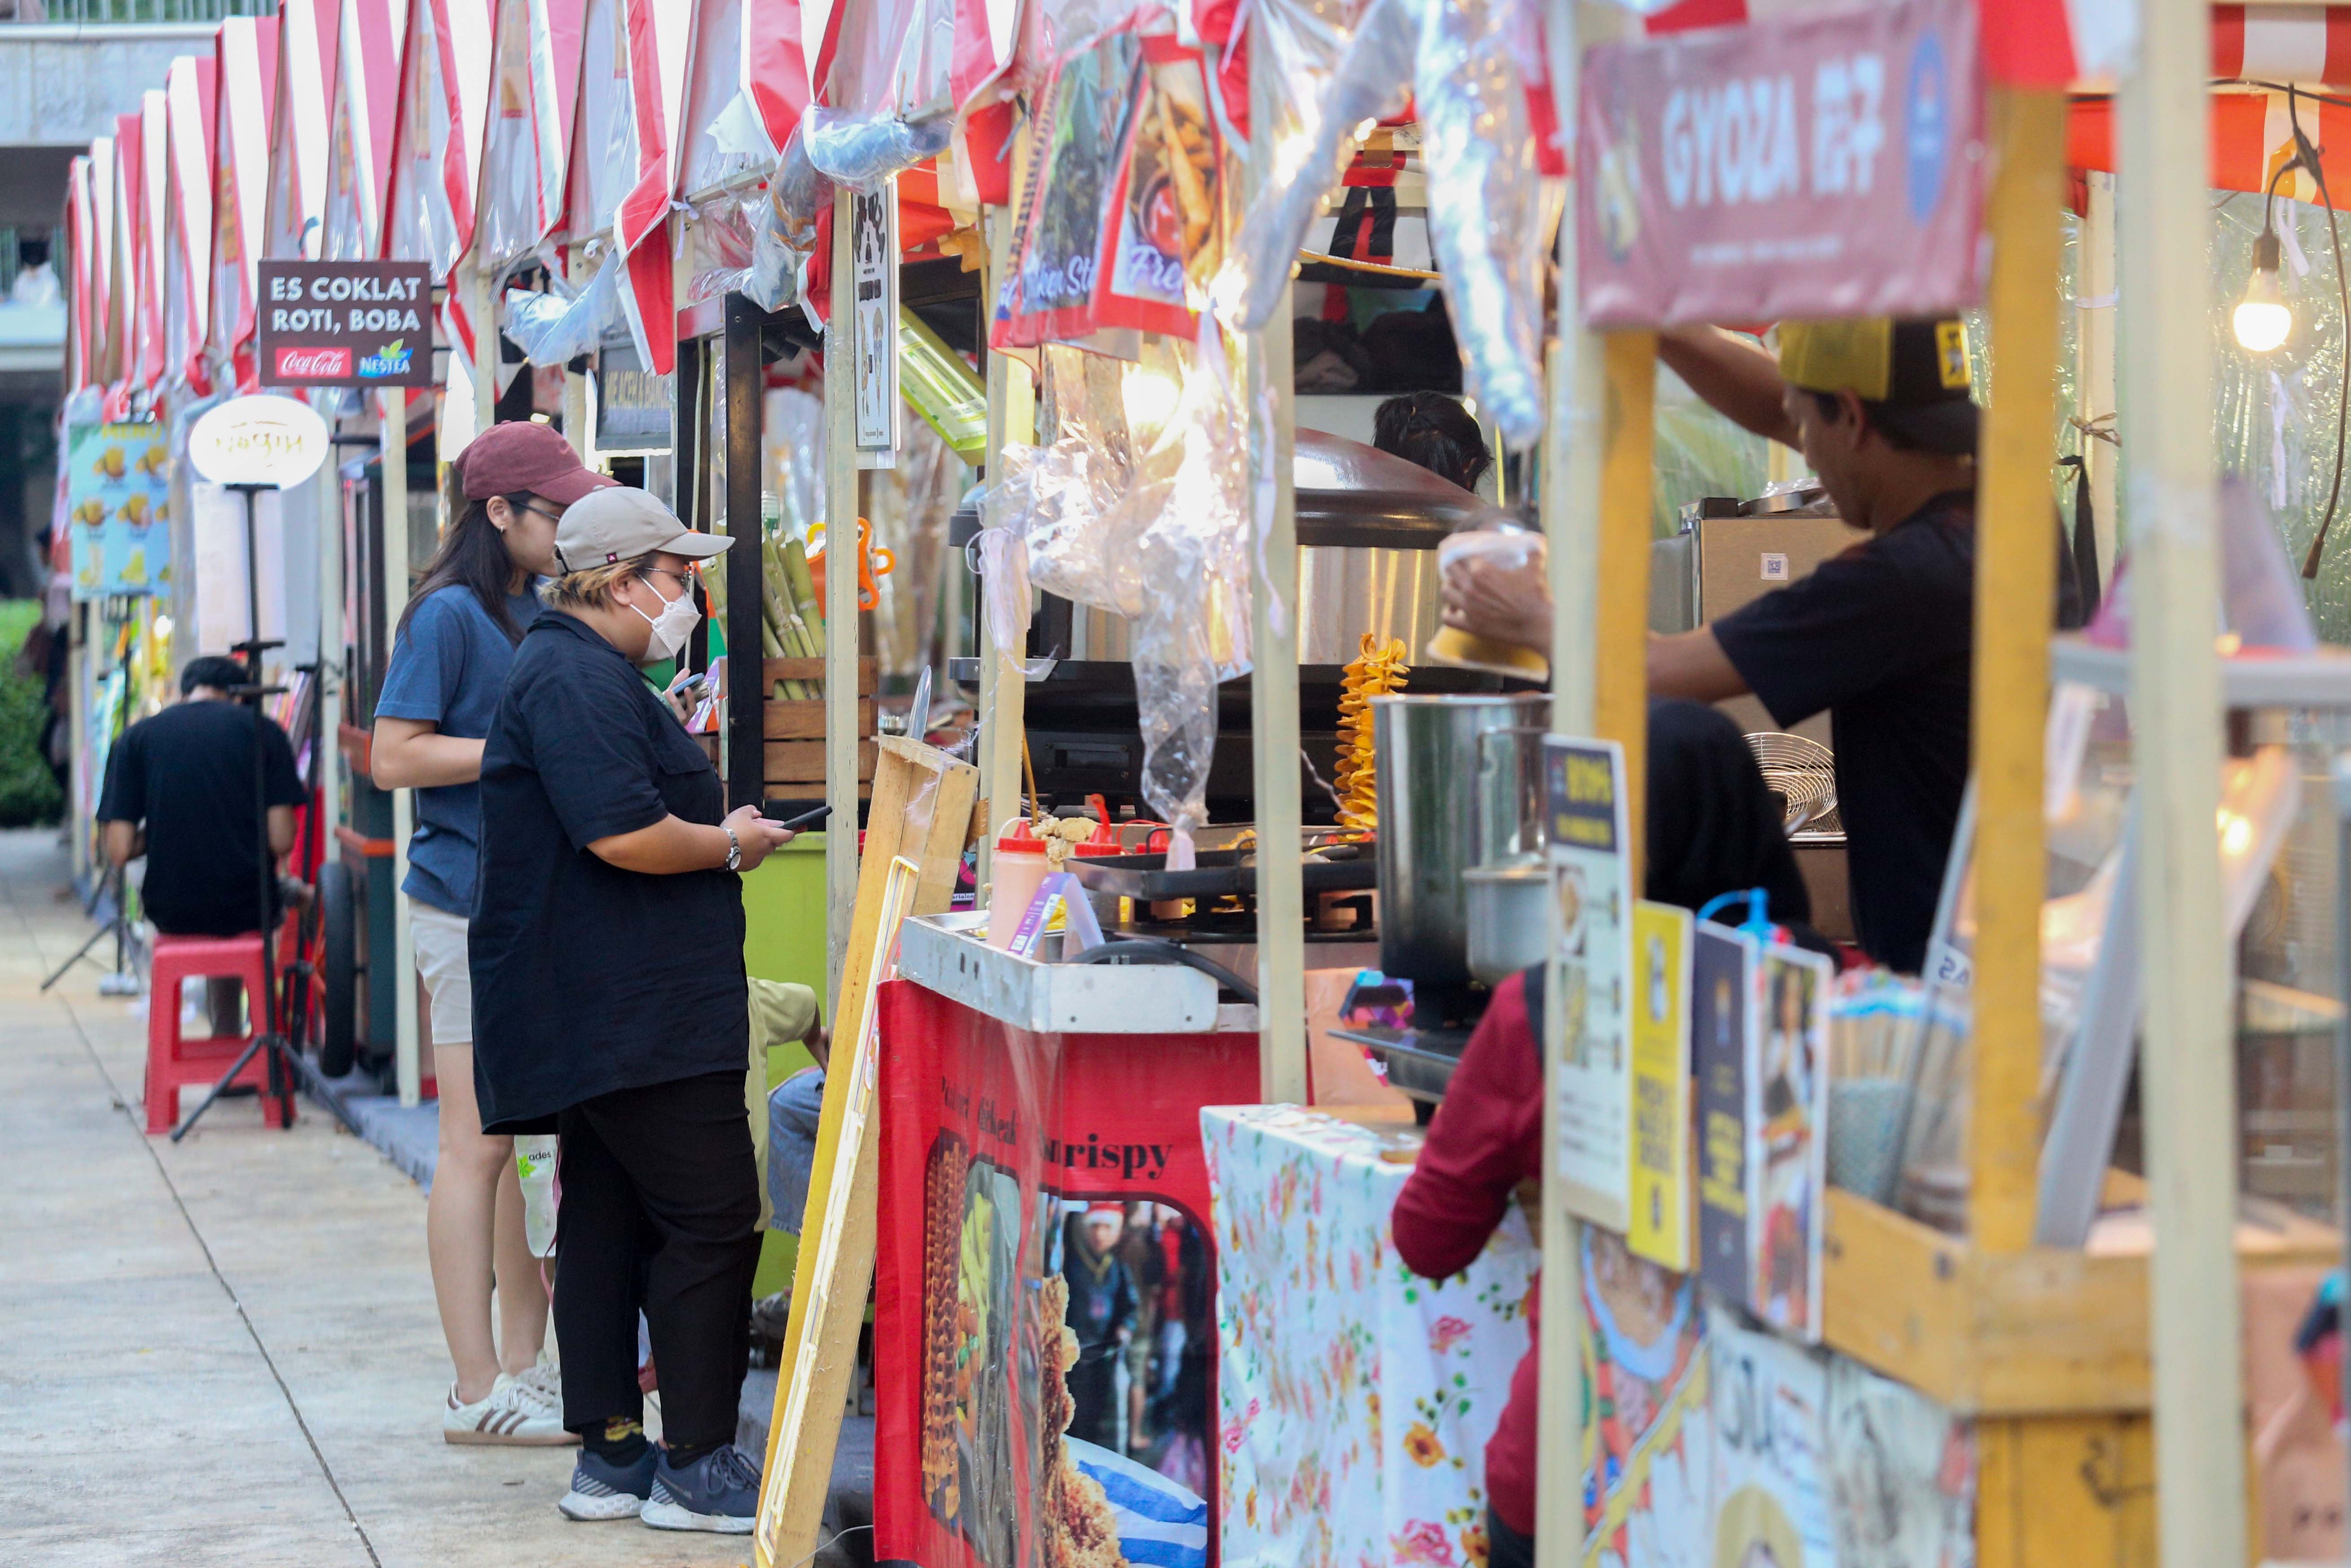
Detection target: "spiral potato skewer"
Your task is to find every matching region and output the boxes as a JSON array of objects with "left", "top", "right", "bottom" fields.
[{"left": 1335, "top": 634, "right": 1409, "bottom": 836}]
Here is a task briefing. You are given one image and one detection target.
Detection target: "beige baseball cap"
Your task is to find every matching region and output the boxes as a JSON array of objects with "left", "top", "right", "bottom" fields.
[{"left": 549, "top": 486, "right": 733, "bottom": 574}]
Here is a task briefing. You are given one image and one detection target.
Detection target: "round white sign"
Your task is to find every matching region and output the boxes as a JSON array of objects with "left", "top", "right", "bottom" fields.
[{"left": 187, "top": 396, "right": 331, "bottom": 488}]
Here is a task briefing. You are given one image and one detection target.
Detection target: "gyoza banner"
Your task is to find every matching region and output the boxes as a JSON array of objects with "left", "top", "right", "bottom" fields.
[{"left": 1577, "top": 0, "right": 1986, "bottom": 328}]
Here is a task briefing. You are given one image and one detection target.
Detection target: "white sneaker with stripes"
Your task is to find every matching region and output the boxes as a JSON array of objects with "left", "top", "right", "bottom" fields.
[{"left": 442, "top": 1372, "right": 575, "bottom": 1446}]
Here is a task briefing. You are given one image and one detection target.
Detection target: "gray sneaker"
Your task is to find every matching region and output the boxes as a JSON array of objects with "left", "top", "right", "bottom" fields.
[
  {"left": 641, "top": 1444, "right": 762, "bottom": 1534},
  {"left": 559, "top": 1447, "right": 657, "bottom": 1521}
]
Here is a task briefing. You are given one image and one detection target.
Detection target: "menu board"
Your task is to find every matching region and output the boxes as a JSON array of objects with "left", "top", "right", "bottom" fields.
[
  {"left": 1545, "top": 736, "right": 1634, "bottom": 1232},
  {"left": 1693, "top": 920, "right": 1757, "bottom": 1307},
  {"left": 64, "top": 420, "right": 171, "bottom": 600},
  {"left": 1627, "top": 900, "right": 1694, "bottom": 1272},
  {"left": 1693, "top": 920, "right": 1833, "bottom": 1341},
  {"left": 1754, "top": 944, "right": 1832, "bottom": 1340}
]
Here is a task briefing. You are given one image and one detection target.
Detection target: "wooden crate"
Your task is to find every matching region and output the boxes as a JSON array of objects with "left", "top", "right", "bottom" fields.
[{"left": 758, "top": 657, "right": 878, "bottom": 795}]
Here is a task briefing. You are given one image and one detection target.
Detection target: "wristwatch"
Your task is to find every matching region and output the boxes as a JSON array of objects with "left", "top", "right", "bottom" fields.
[{"left": 723, "top": 823, "right": 742, "bottom": 872}]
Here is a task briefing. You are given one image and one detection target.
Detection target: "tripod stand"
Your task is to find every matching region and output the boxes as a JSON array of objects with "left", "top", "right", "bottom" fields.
[
  {"left": 173, "top": 480, "right": 304, "bottom": 1141},
  {"left": 42, "top": 860, "right": 143, "bottom": 996}
]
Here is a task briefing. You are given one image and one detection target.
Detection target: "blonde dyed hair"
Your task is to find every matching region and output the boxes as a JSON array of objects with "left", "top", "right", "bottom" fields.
[{"left": 541, "top": 549, "right": 661, "bottom": 612}]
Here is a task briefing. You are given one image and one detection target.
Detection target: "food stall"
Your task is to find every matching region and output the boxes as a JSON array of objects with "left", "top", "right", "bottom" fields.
[
  {"left": 50, "top": 0, "right": 2351, "bottom": 1558},
  {"left": 742, "top": 0, "right": 2351, "bottom": 1564}
]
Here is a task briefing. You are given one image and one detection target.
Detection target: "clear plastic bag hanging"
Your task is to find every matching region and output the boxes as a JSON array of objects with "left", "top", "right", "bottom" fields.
[
  {"left": 1413, "top": 0, "right": 1550, "bottom": 449},
  {"left": 804, "top": 106, "right": 956, "bottom": 189},
  {"left": 1226, "top": 0, "right": 1412, "bottom": 331},
  {"left": 503, "top": 264, "right": 625, "bottom": 367},
  {"left": 1117, "top": 324, "right": 1253, "bottom": 846}
]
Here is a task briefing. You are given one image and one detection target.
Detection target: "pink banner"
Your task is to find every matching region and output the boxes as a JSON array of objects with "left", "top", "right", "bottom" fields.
[{"left": 1577, "top": 0, "right": 1986, "bottom": 329}]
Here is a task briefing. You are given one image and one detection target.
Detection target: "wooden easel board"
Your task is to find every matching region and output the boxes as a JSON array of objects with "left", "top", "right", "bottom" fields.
[{"left": 755, "top": 737, "right": 981, "bottom": 1568}]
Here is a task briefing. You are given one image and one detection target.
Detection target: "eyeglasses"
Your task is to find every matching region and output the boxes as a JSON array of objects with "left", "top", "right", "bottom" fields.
[
  {"left": 642, "top": 567, "right": 699, "bottom": 594},
  {"left": 522, "top": 502, "right": 565, "bottom": 525}
]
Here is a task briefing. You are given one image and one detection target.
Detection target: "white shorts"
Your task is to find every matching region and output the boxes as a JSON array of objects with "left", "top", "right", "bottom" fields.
[{"left": 410, "top": 903, "right": 474, "bottom": 1047}]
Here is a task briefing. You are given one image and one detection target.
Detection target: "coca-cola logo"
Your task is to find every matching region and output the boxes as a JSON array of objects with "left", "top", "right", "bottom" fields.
[{"left": 273, "top": 345, "right": 352, "bottom": 379}]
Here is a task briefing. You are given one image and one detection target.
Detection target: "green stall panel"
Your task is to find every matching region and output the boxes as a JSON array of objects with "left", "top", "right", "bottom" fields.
[{"left": 743, "top": 831, "right": 829, "bottom": 1299}]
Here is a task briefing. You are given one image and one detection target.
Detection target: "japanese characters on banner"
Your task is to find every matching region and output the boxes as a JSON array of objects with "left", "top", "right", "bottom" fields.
[
  {"left": 1546, "top": 736, "right": 1635, "bottom": 1233},
  {"left": 64, "top": 421, "right": 172, "bottom": 599},
  {"left": 1576, "top": 0, "right": 1986, "bottom": 327}
]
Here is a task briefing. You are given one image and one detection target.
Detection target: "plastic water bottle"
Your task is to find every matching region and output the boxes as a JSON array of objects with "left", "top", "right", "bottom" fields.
[{"left": 515, "top": 1136, "right": 559, "bottom": 1257}]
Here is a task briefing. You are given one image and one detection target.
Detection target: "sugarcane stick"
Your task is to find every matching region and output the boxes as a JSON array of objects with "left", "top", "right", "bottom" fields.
[
  {"left": 758, "top": 570, "right": 814, "bottom": 698},
  {"left": 779, "top": 538, "right": 825, "bottom": 641},
  {"left": 769, "top": 538, "right": 826, "bottom": 698}
]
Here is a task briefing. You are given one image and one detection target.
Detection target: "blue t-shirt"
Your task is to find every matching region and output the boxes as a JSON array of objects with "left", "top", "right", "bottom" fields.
[{"left": 375, "top": 584, "right": 540, "bottom": 916}]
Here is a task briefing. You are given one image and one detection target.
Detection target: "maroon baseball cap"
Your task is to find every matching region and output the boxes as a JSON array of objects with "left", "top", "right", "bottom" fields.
[{"left": 455, "top": 419, "right": 614, "bottom": 505}]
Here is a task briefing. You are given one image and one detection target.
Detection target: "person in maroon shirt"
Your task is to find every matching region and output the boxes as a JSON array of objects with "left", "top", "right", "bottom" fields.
[
  {"left": 1392, "top": 700, "right": 1828, "bottom": 1568},
  {"left": 1392, "top": 970, "right": 1547, "bottom": 1567}
]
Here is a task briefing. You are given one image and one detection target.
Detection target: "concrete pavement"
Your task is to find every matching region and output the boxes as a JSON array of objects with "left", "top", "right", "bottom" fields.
[{"left": 0, "top": 828, "right": 752, "bottom": 1568}]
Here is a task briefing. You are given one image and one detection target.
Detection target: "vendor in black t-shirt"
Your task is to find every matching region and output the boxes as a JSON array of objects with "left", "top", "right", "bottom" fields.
[
  {"left": 98, "top": 655, "right": 308, "bottom": 1031},
  {"left": 1442, "top": 317, "right": 2080, "bottom": 974}
]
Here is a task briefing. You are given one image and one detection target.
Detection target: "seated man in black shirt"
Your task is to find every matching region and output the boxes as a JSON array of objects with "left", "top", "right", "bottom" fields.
[
  {"left": 1443, "top": 317, "right": 2080, "bottom": 974},
  {"left": 99, "top": 655, "right": 308, "bottom": 1032}
]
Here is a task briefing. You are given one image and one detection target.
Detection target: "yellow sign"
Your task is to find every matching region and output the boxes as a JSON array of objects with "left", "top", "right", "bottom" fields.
[{"left": 1626, "top": 900, "right": 1693, "bottom": 1272}]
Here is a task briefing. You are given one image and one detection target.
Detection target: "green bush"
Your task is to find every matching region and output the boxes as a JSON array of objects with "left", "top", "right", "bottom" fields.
[{"left": 0, "top": 600, "right": 64, "bottom": 827}]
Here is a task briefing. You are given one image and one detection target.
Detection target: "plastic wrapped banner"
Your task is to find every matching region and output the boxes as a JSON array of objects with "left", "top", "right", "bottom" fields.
[
  {"left": 992, "top": 31, "right": 1143, "bottom": 350},
  {"left": 873, "top": 980, "right": 1257, "bottom": 1568},
  {"left": 1090, "top": 35, "right": 1225, "bottom": 339},
  {"left": 1578, "top": 0, "right": 1988, "bottom": 327}
]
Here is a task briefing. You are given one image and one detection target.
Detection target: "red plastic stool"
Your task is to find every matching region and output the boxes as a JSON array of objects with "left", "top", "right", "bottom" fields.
[{"left": 145, "top": 933, "right": 291, "bottom": 1134}]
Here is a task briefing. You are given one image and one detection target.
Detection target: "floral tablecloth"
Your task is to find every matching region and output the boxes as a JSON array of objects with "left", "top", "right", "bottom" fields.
[{"left": 1204, "top": 1106, "right": 1538, "bottom": 1568}]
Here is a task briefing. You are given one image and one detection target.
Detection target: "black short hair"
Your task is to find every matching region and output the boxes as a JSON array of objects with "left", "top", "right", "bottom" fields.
[
  {"left": 181, "top": 656, "right": 248, "bottom": 695},
  {"left": 1807, "top": 389, "right": 1974, "bottom": 456},
  {"left": 1372, "top": 391, "right": 1493, "bottom": 492}
]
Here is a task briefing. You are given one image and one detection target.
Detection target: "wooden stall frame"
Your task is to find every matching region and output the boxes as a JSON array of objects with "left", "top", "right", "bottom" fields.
[
  {"left": 1247, "top": 18, "right": 1310, "bottom": 1104},
  {"left": 755, "top": 738, "right": 982, "bottom": 1568},
  {"left": 2118, "top": 0, "right": 2246, "bottom": 1558},
  {"left": 381, "top": 384, "right": 420, "bottom": 1107},
  {"left": 977, "top": 204, "right": 1037, "bottom": 892},
  {"left": 826, "top": 189, "right": 861, "bottom": 1009},
  {"left": 1535, "top": 4, "right": 2264, "bottom": 1567}
]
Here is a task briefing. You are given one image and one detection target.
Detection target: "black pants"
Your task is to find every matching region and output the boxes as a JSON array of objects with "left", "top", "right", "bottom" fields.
[
  {"left": 554, "top": 1070, "right": 762, "bottom": 1452},
  {"left": 1487, "top": 1505, "right": 1534, "bottom": 1568}
]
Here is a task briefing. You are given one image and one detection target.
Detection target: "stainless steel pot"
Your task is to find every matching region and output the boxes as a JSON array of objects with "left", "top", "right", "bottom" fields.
[
  {"left": 1373, "top": 694, "right": 1547, "bottom": 990},
  {"left": 1463, "top": 862, "right": 1550, "bottom": 985}
]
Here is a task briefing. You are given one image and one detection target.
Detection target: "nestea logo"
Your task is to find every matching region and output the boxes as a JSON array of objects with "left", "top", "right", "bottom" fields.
[{"left": 358, "top": 339, "right": 414, "bottom": 378}]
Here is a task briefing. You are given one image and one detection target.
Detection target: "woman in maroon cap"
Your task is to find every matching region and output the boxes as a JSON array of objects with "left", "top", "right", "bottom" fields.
[{"left": 370, "top": 420, "right": 611, "bottom": 1445}]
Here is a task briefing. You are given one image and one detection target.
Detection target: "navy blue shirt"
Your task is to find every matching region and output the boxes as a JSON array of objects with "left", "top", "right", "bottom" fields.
[
  {"left": 469, "top": 610, "right": 747, "bottom": 1130},
  {"left": 1710, "top": 491, "right": 2082, "bottom": 974},
  {"left": 374, "top": 584, "right": 540, "bottom": 916}
]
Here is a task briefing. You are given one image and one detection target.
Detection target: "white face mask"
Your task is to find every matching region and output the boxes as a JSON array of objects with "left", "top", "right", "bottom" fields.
[{"left": 632, "top": 572, "right": 702, "bottom": 663}]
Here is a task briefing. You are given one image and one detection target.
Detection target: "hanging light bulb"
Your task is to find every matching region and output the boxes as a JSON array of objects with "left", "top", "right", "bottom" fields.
[{"left": 2235, "top": 227, "right": 2294, "bottom": 352}]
